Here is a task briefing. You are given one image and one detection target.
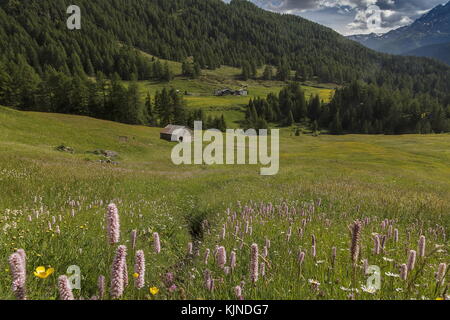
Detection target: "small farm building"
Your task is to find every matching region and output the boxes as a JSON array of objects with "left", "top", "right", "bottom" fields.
[{"left": 160, "top": 125, "right": 193, "bottom": 142}]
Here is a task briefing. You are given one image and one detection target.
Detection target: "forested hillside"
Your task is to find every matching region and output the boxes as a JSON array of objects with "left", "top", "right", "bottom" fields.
[
  {"left": 247, "top": 82, "right": 450, "bottom": 134},
  {"left": 1, "top": 0, "right": 450, "bottom": 130},
  {"left": 406, "top": 42, "right": 450, "bottom": 66}
]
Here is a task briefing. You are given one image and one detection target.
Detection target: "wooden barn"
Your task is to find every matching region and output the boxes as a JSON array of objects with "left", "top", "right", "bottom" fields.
[
  {"left": 160, "top": 125, "right": 193, "bottom": 142},
  {"left": 214, "top": 88, "right": 248, "bottom": 96}
]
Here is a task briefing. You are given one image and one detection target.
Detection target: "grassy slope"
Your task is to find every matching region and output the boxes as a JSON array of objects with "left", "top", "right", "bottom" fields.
[
  {"left": 0, "top": 106, "right": 449, "bottom": 299},
  {"left": 130, "top": 55, "right": 335, "bottom": 128}
]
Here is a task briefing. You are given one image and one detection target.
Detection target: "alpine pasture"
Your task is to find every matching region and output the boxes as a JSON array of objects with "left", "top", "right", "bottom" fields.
[{"left": 0, "top": 105, "right": 449, "bottom": 300}]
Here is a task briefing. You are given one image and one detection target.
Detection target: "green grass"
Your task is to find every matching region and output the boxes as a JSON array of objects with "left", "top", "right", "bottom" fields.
[
  {"left": 0, "top": 106, "right": 448, "bottom": 300},
  {"left": 131, "top": 73, "right": 333, "bottom": 127},
  {"left": 124, "top": 54, "right": 335, "bottom": 127}
]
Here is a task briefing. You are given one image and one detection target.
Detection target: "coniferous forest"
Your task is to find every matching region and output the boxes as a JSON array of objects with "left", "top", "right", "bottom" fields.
[
  {"left": 0, "top": 0, "right": 450, "bottom": 132},
  {"left": 247, "top": 82, "right": 450, "bottom": 134}
]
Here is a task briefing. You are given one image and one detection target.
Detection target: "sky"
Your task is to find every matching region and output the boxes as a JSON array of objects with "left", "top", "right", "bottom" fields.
[{"left": 226, "top": 0, "right": 449, "bottom": 35}]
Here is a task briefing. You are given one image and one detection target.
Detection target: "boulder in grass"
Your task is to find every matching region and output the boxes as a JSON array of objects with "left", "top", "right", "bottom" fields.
[
  {"left": 56, "top": 145, "right": 74, "bottom": 153},
  {"left": 91, "top": 149, "right": 119, "bottom": 158}
]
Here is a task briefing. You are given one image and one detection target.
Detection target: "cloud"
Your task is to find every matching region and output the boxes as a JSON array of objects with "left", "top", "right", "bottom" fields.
[{"left": 245, "top": 0, "right": 448, "bottom": 34}]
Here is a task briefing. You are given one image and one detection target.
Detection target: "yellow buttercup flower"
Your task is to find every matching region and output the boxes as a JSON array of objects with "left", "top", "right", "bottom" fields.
[
  {"left": 34, "top": 266, "right": 55, "bottom": 279},
  {"left": 436, "top": 297, "right": 444, "bottom": 300},
  {"left": 133, "top": 273, "right": 139, "bottom": 278},
  {"left": 149, "top": 287, "right": 159, "bottom": 295}
]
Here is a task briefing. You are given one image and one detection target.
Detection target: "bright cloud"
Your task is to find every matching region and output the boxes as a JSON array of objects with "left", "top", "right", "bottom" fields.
[{"left": 239, "top": 0, "right": 448, "bottom": 35}]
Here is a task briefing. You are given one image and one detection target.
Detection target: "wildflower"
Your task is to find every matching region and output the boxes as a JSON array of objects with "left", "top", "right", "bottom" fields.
[
  {"left": 350, "top": 220, "right": 362, "bottom": 265},
  {"left": 308, "top": 279, "right": 320, "bottom": 292},
  {"left": 58, "top": 275, "right": 74, "bottom": 300},
  {"left": 361, "top": 285, "right": 377, "bottom": 294},
  {"left": 407, "top": 250, "right": 416, "bottom": 271},
  {"left": 168, "top": 284, "right": 177, "bottom": 293},
  {"left": 250, "top": 243, "right": 259, "bottom": 283},
  {"left": 134, "top": 250, "right": 145, "bottom": 289},
  {"left": 298, "top": 251, "right": 306, "bottom": 265},
  {"left": 363, "top": 259, "right": 369, "bottom": 275},
  {"left": 204, "top": 269, "right": 213, "bottom": 291},
  {"left": 204, "top": 248, "right": 210, "bottom": 265},
  {"left": 394, "top": 229, "right": 399, "bottom": 242},
  {"left": 164, "top": 272, "right": 174, "bottom": 287},
  {"left": 98, "top": 275, "right": 105, "bottom": 299},
  {"left": 262, "top": 246, "right": 268, "bottom": 258},
  {"left": 230, "top": 251, "right": 237, "bottom": 270},
  {"left": 153, "top": 232, "right": 161, "bottom": 254},
  {"left": 110, "top": 245, "right": 127, "bottom": 299},
  {"left": 382, "top": 257, "right": 394, "bottom": 262},
  {"left": 217, "top": 246, "right": 227, "bottom": 269},
  {"left": 340, "top": 287, "right": 359, "bottom": 293},
  {"left": 221, "top": 224, "right": 226, "bottom": 240},
  {"left": 418, "top": 235, "right": 426, "bottom": 257},
  {"left": 149, "top": 287, "right": 159, "bottom": 295},
  {"left": 385, "top": 272, "right": 400, "bottom": 278},
  {"left": 260, "top": 262, "right": 266, "bottom": 278},
  {"left": 235, "top": 285, "right": 243, "bottom": 298},
  {"left": 106, "top": 203, "right": 120, "bottom": 245},
  {"left": 123, "top": 259, "right": 129, "bottom": 288},
  {"left": 8, "top": 250, "right": 26, "bottom": 300},
  {"left": 33, "top": 266, "right": 55, "bottom": 279},
  {"left": 373, "top": 235, "right": 381, "bottom": 255},
  {"left": 436, "top": 263, "right": 447, "bottom": 285},
  {"left": 400, "top": 264, "right": 408, "bottom": 281},
  {"left": 187, "top": 242, "right": 193, "bottom": 255},
  {"left": 130, "top": 230, "right": 137, "bottom": 250}
]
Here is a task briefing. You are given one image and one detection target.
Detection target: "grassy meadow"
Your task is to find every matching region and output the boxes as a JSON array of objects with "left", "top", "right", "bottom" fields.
[
  {"left": 0, "top": 105, "right": 449, "bottom": 300},
  {"left": 127, "top": 59, "right": 335, "bottom": 128}
]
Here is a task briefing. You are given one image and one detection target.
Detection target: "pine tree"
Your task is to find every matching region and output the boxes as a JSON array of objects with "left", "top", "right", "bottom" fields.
[
  {"left": 162, "top": 62, "right": 172, "bottom": 82},
  {"left": 330, "top": 110, "right": 343, "bottom": 135},
  {"left": 241, "top": 61, "right": 251, "bottom": 80},
  {"left": 0, "top": 60, "right": 12, "bottom": 105},
  {"left": 262, "top": 65, "right": 273, "bottom": 80},
  {"left": 276, "top": 60, "right": 290, "bottom": 81},
  {"left": 145, "top": 92, "right": 156, "bottom": 125},
  {"left": 308, "top": 95, "right": 321, "bottom": 121},
  {"left": 125, "top": 75, "right": 144, "bottom": 124},
  {"left": 286, "top": 110, "right": 294, "bottom": 126}
]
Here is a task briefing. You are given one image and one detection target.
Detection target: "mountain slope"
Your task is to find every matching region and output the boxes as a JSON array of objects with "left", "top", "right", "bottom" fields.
[
  {"left": 348, "top": 1, "right": 450, "bottom": 64},
  {"left": 0, "top": 0, "right": 449, "bottom": 90},
  {"left": 406, "top": 42, "right": 450, "bottom": 65}
]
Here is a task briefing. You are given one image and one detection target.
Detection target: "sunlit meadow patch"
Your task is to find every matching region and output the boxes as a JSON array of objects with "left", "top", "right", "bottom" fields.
[{"left": 1, "top": 108, "right": 450, "bottom": 300}]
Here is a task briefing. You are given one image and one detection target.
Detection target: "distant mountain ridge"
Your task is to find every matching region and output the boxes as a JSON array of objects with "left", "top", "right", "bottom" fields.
[
  {"left": 406, "top": 42, "right": 450, "bottom": 65},
  {"left": 348, "top": 1, "right": 450, "bottom": 64}
]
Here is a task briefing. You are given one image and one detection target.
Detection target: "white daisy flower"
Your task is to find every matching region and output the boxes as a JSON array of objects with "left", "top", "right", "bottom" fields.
[
  {"left": 361, "top": 285, "right": 377, "bottom": 294},
  {"left": 385, "top": 272, "right": 400, "bottom": 278}
]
